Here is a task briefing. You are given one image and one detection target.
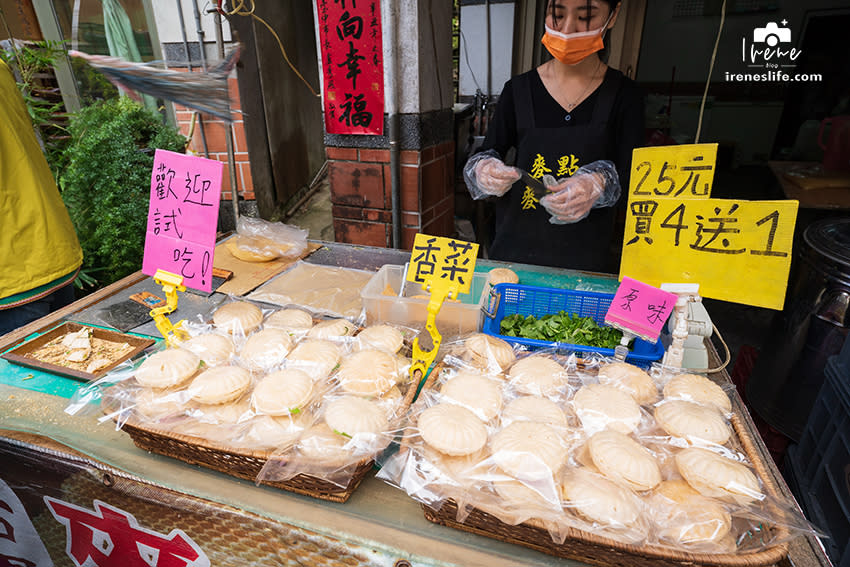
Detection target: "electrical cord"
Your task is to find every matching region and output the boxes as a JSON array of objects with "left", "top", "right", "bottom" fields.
[
  {"left": 694, "top": 0, "right": 726, "bottom": 143},
  {"left": 429, "top": 2, "right": 445, "bottom": 108},
  {"left": 459, "top": 27, "right": 482, "bottom": 92},
  {"left": 218, "top": 0, "right": 320, "bottom": 97}
]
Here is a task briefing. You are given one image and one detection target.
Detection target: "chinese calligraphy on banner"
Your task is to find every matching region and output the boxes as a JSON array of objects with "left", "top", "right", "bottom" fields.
[
  {"left": 316, "top": 0, "right": 385, "bottom": 135},
  {"left": 407, "top": 234, "right": 479, "bottom": 294},
  {"left": 620, "top": 144, "right": 798, "bottom": 310},
  {"left": 142, "top": 149, "right": 222, "bottom": 293}
]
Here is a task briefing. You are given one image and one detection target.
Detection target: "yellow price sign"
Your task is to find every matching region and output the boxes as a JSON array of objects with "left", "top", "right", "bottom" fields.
[
  {"left": 407, "top": 234, "right": 479, "bottom": 294},
  {"left": 630, "top": 143, "right": 718, "bottom": 199},
  {"left": 620, "top": 198, "right": 799, "bottom": 310}
]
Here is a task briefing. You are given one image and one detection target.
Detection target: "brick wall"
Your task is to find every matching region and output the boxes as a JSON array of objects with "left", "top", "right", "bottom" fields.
[
  {"left": 173, "top": 75, "right": 254, "bottom": 201},
  {"left": 328, "top": 141, "right": 455, "bottom": 249}
]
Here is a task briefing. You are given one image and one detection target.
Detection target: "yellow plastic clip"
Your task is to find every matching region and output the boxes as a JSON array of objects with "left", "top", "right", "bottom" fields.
[
  {"left": 150, "top": 269, "right": 188, "bottom": 346},
  {"left": 409, "top": 278, "right": 456, "bottom": 383}
]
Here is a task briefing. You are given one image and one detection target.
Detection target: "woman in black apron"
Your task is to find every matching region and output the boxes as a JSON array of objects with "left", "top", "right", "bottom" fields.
[{"left": 464, "top": 0, "right": 644, "bottom": 272}]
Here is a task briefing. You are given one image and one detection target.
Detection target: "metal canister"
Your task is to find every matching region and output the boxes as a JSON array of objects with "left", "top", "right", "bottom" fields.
[{"left": 747, "top": 218, "right": 850, "bottom": 442}]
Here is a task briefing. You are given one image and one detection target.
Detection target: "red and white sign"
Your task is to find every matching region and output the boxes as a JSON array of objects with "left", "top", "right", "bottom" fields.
[
  {"left": 142, "top": 149, "right": 222, "bottom": 293},
  {"left": 0, "top": 478, "right": 52, "bottom": 567},
  {"left": 45, "top": 497, "right": 209, "bottom": 567},
  {"left": 316, "top": 0, "right": 385, "bottom": 135}
]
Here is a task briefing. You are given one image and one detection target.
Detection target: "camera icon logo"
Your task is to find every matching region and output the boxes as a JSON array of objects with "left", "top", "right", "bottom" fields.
[{"left": 753, "top": 22, "right": 791, "bottom": 47}]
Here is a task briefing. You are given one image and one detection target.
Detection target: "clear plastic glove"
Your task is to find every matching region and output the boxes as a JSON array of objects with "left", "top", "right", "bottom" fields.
[
  {"left": 464, "top": 149, "right": 521, "bottom": 199},
  {"left": 538, "top": 160, "right": 621, "bottom": 224}
]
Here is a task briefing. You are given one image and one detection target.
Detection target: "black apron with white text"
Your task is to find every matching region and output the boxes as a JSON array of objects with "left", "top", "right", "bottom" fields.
[{"left": 489, "top": 70, "right": 622, "bottom": 272}]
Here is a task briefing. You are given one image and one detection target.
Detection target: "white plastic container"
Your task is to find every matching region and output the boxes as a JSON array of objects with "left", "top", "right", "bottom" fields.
[{"left": 361, "top": 265, "right": 488, "bottom": 336}]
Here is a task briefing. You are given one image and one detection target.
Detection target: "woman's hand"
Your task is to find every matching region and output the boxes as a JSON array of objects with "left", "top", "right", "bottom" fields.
[
  {"left": 539, "top": 172, "right": 605, "bottom": 223},
  {"left": 475, "top": 157, "right": 521, "bottom": 197}
]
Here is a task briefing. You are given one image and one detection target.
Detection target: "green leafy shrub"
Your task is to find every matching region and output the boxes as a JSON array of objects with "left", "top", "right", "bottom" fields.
[{"left": 60, "top": 97, "right": 186, "bottom": 285}]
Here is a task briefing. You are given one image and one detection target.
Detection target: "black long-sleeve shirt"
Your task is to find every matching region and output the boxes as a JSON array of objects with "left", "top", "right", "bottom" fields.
[{"left": 481, "top": 67, "right": 645, "bottom": 195}]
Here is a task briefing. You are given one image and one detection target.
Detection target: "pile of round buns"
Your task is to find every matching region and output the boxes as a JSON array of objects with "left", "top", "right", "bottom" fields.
[
  {"left": 123, "top": 300, "right": 412, "bottom": 471},
  {"left": 405, "top": 334, "right": 767, "bottom": 553}
]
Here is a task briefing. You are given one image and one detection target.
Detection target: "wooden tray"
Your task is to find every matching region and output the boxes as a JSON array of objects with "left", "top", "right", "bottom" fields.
[
  {"left": 101, "top": 362, "right": 431, "bottom": 503},
  {"left": 1, "top": 322, "right": 154, "bottom": 381},
  {"left": 420, "top": 411, "right": 789, "bottom": 567}
]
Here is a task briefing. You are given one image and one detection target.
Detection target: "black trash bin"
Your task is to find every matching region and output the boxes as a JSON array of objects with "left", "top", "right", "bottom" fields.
[{"left": 747, "top": 218, "right": 850, "bottom": 442}]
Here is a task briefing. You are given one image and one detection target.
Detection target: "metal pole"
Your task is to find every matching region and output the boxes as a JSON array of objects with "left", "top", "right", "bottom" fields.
[
  {"left": 190, "top": 0, "right": 208, "bottom": 71},
  {"left": 210, "top": 5, "right": 240, "bottom": 222},
  {"left": 177, "top": 0, "right": 210, "bottom": 158}
]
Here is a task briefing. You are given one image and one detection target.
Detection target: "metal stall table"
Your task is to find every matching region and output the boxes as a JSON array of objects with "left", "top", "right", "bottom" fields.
[{"left": 0, "top": 241, "right": 830, "bottom": 567}]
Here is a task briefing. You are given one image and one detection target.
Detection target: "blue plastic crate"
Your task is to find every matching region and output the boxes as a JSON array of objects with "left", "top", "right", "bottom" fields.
[{"left": 481, "top": 283, "right": 665, "bottom": 366}]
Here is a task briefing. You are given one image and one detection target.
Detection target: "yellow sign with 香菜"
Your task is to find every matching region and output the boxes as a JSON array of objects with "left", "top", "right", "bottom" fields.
[
  {"left": 620, "top": 198, "right": 798, "bottom": 310},
  {"left": 629, "top": 143, "right": 718, "bottom": 199},
  {"left": 406, "top": 234, "right": 480, "bottom": 381},
  {"left": 406, "top": 234, "right": 479, "bottom": 295}
]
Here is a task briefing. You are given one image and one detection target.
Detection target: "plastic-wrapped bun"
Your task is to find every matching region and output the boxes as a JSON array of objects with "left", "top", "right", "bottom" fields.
[
  {"left": 135, "top": 349, "right": 200, "bottom": 388},
  {"left": 652, "top": 480, "right": 732, "bottom": 547},
  {"left": 356, "top": 324, "right": 405, "bottom": 354},
  {"left": 573, "top": 384, "right": 642, "bottom": 435},
  {"left": 440, "top": 371, "right": 503, "bottom": 421},
  {"left": 597, "top": 362, "right": 658, "bottom": 405},
  {"left": 134, "top": 387, "right": 190, "bottom": 419},
  {"left": 179, "top": 333, "right": 235, "bottom": 366},
  {"left": 213, "top": 301, "right": 263, "bottom": 335},
  {"left": 655, "top": 400, "right": 731, "bottom": 445},
  {"left": 297, "top": 424, "right": 352, "bottom": 465},
  {"left": 560, "top": 468, "right": 643, "bottom": 533},
  {"left": 376, "top": 385, "right": 404, "bottom": 417},
  {"left": 307, "top": 318, "right": 357, "bottom": 339},
  {"left": 464, "top": 333, "right": 516, "bottom": 372},
  {"left": 286, "top": 339, "right": 341, "bottom": 380},
  {"left": 241, "top": 413, "right": 311, "bottom": 450},
  {"left": 251, "top": 369, "right": 314, "bottom": 416},
  {"left": 663, "top": 373, "right": 732, "bottom": 414},
  {"left": 507, "top": 355, "right": 566, "bottom": 397},
  {"left": 418, "top": 404, "right": 488, "bottom": 457},
  {"left": 587, "top": 429, "right": 661, "bottom": 491},
  {"left": 501, "top": 396, "right": 568, "bottom": 428},
  {"left": 187, "top": 365, "right": 251, "bottom": 405},
  {"left": 421, "top": 445, "right": 489, "bottom": 485},
  {"left": 491, "top": 421, "right": 568, "bottom": 480},
  {"left": 493, "top": 478, "right": 561, "bottom": 511},
  {"left": 239, "top": 328, "right": 293, "bottom": 371},
  {"left": 190, "top": 400, "right": 252, "bottom": 425},
  {"left": 324, "top": 396, "right": 386, "bottom": 437},
  {"left": 226, "top": 235, "right": 280, "bottom": 262},
  {"left": 487, "top": 268, "right": 519, "bottom": 286},
  {"left": 336, "top": 349, "right": 398, "bottom": 397},
  {"left": 265, "top": 308, "right": 314, "bottom": 333},
  {"left": 675, "top": 447, "right": 763, "bottom": 504}
]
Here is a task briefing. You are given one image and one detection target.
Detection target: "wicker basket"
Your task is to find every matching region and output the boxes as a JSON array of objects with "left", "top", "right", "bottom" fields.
[
  {"left": 104, "top": 369, "right": 421, "bottom": 503},
  {"left": 420, "top": 412, "right": 790, "bottom": 567}
]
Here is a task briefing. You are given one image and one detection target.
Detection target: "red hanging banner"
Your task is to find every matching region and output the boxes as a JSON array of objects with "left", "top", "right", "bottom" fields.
[{"left": 316, "top": 0, "right": 385, "bottom": 135}]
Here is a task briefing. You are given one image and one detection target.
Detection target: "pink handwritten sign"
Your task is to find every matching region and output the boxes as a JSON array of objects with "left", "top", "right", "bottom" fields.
[
  {"left": 605, "top": 276, "right": 678, "bottom": 344},
  {"left": 142, "top": 149, "right": 222, "bottom": 292}
]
